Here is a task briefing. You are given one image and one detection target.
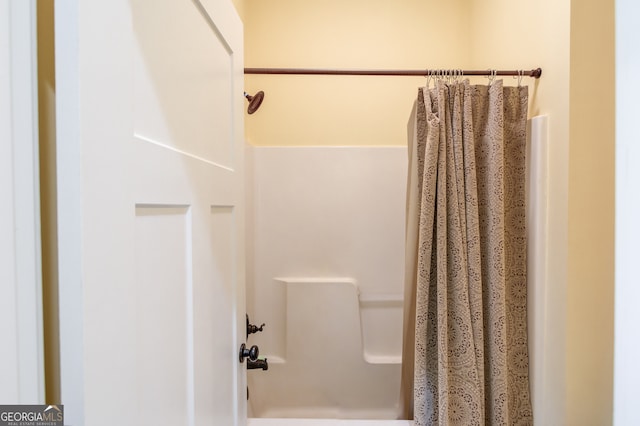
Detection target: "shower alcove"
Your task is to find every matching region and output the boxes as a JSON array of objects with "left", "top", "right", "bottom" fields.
[
  {"left": 245, "top": 146, "right": 407, "bottom": 419},
  {"left": 244, "top": 117, "right": 549, "bottom": 421}
]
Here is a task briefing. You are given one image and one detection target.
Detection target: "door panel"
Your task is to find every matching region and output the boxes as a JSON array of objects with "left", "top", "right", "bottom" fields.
[
  {"left": 55, "top": 0, "right": 245, "bottom": 425},
  {"left": 134, "top": 205, "right": 191, "bottom": 426},
  {"left": 132, "top": 0, "right": 234, "bottom": 167}
]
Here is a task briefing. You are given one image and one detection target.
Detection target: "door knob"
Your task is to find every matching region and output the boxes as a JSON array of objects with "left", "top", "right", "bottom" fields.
[{"left": 239, "top": 343, "right": 259, "bottom": 363}]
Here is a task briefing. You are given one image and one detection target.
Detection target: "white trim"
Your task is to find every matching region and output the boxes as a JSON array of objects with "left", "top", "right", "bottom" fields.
[
  {"left": 54, "top": 0, "right": 85, "bottom": 422},
  {"left": 0, "top": 0, "right": 45, "bottom": 404},
  {"left": 526, "top": 115, "right": 550, "bottom": 425},
  {"left": 615, "top": 1, "right": 640, "bottom": 424}
]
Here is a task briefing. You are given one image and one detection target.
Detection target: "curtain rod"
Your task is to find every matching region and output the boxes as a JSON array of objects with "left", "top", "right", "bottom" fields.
[{"left": 244, "top": 67, "right": 542, "bottom": 78}]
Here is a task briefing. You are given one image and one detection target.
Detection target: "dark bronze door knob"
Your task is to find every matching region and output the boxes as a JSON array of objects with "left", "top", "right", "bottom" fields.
[{"left": 239, "top": 343, "right": 259, "bottom": 363}]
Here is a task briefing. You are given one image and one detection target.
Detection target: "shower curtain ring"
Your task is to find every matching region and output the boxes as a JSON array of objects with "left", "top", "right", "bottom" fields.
[
  {"left": 488, "top": 69, "right": 497, "bottom": 86},
  {"left": 425, "top": 69, "right": 433, "bottom": 89}
]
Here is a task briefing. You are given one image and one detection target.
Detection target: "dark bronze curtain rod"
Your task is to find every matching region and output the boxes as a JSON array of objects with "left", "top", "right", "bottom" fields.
[{"left": 244, "top": 67, "right": 542, "bottom": 78}]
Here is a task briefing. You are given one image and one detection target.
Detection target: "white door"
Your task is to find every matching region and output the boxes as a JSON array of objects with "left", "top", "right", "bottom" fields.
[{"left": 55, "top": 1, "right": 246, "bottom": 425}]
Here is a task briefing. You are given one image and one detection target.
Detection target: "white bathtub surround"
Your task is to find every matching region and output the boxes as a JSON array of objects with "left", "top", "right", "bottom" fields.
[
  {"left": 358, "top": 292, "right": 403, "bottom": 364},
  {"left": 249, "top": 278, "right": 401, "bottom": 418},
  {"left": 526, "top": 115, "right": 550, "bottom": 423},
  {"left": 246, "top": 146, "right": 407, "bottom": 418}
]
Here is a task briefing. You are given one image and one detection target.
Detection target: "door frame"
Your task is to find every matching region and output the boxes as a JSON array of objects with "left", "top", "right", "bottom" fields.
[{"left": 0, "top": 0, "right": 45, "bottom": 404}]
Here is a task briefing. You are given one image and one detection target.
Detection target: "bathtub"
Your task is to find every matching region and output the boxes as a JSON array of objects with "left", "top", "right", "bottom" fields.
[{"left": 248, "top": 420, "right": 413, "bottom": 426}]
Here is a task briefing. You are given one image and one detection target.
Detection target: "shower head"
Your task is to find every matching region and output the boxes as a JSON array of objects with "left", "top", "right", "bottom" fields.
[{"left": 244, "top": 91, "right": 264, "bottom": 114}]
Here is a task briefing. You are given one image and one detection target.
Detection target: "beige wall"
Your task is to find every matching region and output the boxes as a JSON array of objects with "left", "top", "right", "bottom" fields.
[
  {"left": 244, "top": 0, "right": 470, "bottom": 146},
  {"left": 244, "top": 1, "right": 616, "bottom": 424},
  {"left": 567, "top": 0, "right": 615, "bottom": 424},
  {"left": 231, "top": 0, "right": 245, "bottom": 23}
]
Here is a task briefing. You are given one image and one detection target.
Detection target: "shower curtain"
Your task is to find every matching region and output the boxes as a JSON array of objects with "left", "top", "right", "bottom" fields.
[{"left": 400, "top": 79, "right": 533, "bottom": 426}]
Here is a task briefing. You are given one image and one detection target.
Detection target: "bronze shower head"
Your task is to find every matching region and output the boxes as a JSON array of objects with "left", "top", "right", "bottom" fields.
[{"left": 244, "top": 91, "right": 264, "bottom": 114}]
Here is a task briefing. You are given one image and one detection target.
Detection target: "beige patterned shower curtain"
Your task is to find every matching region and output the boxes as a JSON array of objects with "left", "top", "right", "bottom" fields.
[{"left": 400, "top": 80, "right": 533, "bottom": 426}]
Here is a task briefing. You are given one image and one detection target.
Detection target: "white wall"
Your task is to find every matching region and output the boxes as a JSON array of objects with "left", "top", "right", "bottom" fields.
[{"left": 614, "top": 1, "right": 640, "bottom": 424}]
